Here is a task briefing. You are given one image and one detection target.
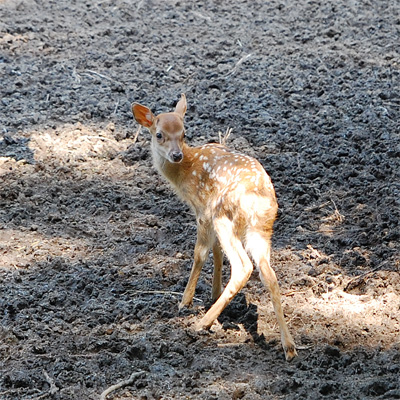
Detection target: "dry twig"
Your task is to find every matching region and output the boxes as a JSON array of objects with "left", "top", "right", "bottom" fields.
[
  {"left": 132, "top": 125, "right": 142, "bottom": 145},
  {"left": 304, "top": 201, "right": 331, "bottom": 212},
  {"left": 283, "top": 281, "right": 320, "bottom": 297},
  {"left": 218, "top": 127, "right": 233, "bottom": 146},
  {"left": 113, "top": 100, "right": 119, "bottom": 115},
  {"left": 43, "top": 370, "right": 58, "bottom": 395},
  {"left": 29, "top": 371, "right": 58, "bottom": 400},
  {"left": 225, "top": 53, "right": 252, "bottom": 78},
  {"left": 100, "top": 371, "right": 145, "bottom": 400},
  {"left": 344, "top": 261, "right": 389, "bottom": 292},
  {"left": 84, "top": 70, "right": 124, "bottom": 86},
  {"left": 78, "top": 135, "right": 116, "bottom": 144},
  {"left": 131, "top": 290, "right": 203, "bottom": 303}
]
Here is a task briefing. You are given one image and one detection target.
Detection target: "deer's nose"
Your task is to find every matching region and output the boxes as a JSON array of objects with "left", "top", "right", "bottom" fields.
[{"left": 171, "top": 151, "right": 183, "bottom": 163}]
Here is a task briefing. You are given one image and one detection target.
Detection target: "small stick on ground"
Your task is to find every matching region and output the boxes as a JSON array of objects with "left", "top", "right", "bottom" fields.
[
  {"left": 283, "top": 279, "right": 320, "bottom": 296},
  {"left": 132, "top": 125, "right": 142, "bottom": 144},
  {"left": 29, "top": 371, "right": 58, "bottom": 399},
  {"left": 131, "top": 290, "right": 203, "bottom": 303},
  {"left": 218, "top": 127, "right": 233, "bottom": 146},
  {"left": 113, "top": 100, "right": 119, "bottom": 115},
  {"left": 43, "top": 370, "right": 58, "bottom": 395},
  {"left": 78, "top": 136, "right": 117, "bottom": 144},
  {"left": 84, "top": 70, "right": 124, "bottom": 86},
  {"left": 304, "top": 201, "right": 331, "bottom": 212},
  {"left": 225, "top": 53, "right": 252, "bottom": 78},
  {"left": 100, "top": 371, "right": 145, "bottom": 400},
  {"left": 344, "top": 261, "right": 389, "bottom": 292}
]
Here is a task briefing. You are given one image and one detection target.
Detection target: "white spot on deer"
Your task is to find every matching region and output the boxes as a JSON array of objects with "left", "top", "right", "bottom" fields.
[
  {"left": 192, "top": 170, "right": 197, "bottom": 176},
  {"left": 203, "top": 162, "right": 210, "bottom": 172},
  {"left": 217, "top": 175, "right": 227, "bottom": 184}
]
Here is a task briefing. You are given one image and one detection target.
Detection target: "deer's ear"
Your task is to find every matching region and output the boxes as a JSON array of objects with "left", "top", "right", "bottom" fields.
[
  {"left": 132, "top": 103, "right": 155, "bottom": 128},
  {"left": 174, "top": 93, "right": 187, "bottom": 118}
]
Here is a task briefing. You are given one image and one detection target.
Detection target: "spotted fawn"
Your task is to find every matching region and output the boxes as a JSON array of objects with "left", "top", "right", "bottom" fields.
[{"left": 132, "top": 94, "right": 297, "bottom": 361}]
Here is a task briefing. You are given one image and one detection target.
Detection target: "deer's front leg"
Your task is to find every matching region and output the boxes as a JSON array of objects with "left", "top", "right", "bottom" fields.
[{"left": 179, "top": 222, "right": 212, "bottom": 310}]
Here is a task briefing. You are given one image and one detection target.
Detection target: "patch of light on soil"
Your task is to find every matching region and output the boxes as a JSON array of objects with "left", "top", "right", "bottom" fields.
[
  {"left": 29, "top": 123, "right": 123, "bottom": 164},
  {"left": 256, "top": 281, "right": 400, "bottom": 350},
  {"left": 251, "top": 246, "right": 400, "bottom": 350},
  {"left": 0, "top": 228, "right": 102, "bottom": 269}
]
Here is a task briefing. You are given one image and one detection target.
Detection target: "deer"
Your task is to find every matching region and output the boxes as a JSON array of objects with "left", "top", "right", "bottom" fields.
[{"left": 132, "top": 94, "right": 297, "bottom": 361}]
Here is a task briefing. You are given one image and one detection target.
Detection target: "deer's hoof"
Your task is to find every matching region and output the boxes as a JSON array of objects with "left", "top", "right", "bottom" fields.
[
  {"left": 178, "top": 300, "right": 192, "bottom": 312},
  {"left": 195, "top": 321, "right": 206, "bottom": 331},
  {"left": 284, "top": 344, "right": 298, "bottom": 362}
]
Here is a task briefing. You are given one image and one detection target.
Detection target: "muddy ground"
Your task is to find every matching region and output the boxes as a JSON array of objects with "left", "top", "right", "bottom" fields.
[{"left": 1, "top": 0, "right": 400, "bottom": 399}]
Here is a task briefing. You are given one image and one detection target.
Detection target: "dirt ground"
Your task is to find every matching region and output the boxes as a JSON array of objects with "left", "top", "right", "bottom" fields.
[{"left": 1, "top": 0, "right": 400, "bottom": 399}]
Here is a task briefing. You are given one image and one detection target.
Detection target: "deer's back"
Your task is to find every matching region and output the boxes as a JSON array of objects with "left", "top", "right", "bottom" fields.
[{"left": 180, "top": 144, "right": 277, "bottom": 231}]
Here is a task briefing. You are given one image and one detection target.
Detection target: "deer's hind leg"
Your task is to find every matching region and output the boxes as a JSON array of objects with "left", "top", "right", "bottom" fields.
[
  {"left": 246, "top": 230, "right": 297, "bottom": 361},
  {"left": 211, "top": 239, "right": 223, "bottom": 302}
]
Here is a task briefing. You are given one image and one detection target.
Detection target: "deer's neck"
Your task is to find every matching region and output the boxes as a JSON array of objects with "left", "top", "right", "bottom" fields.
[
  {"left": 151, "top": 142, "right": 194, "bottom": 186},
  {"left": 151, "top": 142, "right": 201, "bottom": 211}
]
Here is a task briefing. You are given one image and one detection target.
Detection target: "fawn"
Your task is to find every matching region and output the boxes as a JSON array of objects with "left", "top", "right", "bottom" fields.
[{"left": 132, "top": 94, "right": 297, "bottom": 361}]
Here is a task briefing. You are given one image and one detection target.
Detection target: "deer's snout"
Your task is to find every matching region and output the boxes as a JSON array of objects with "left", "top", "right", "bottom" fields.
[{"left": 171, "top": 151, "right": 183, "bottom": 163}]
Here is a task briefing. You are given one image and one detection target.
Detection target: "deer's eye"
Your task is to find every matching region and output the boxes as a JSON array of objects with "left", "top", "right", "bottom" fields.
[{"left": 156, "top": 132, "right": 163, "bottom": 140}]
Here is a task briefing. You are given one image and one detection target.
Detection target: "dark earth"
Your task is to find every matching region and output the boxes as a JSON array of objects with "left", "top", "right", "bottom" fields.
[{"left": 1, "top": 0, "right": 400, "bottom": 399}]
